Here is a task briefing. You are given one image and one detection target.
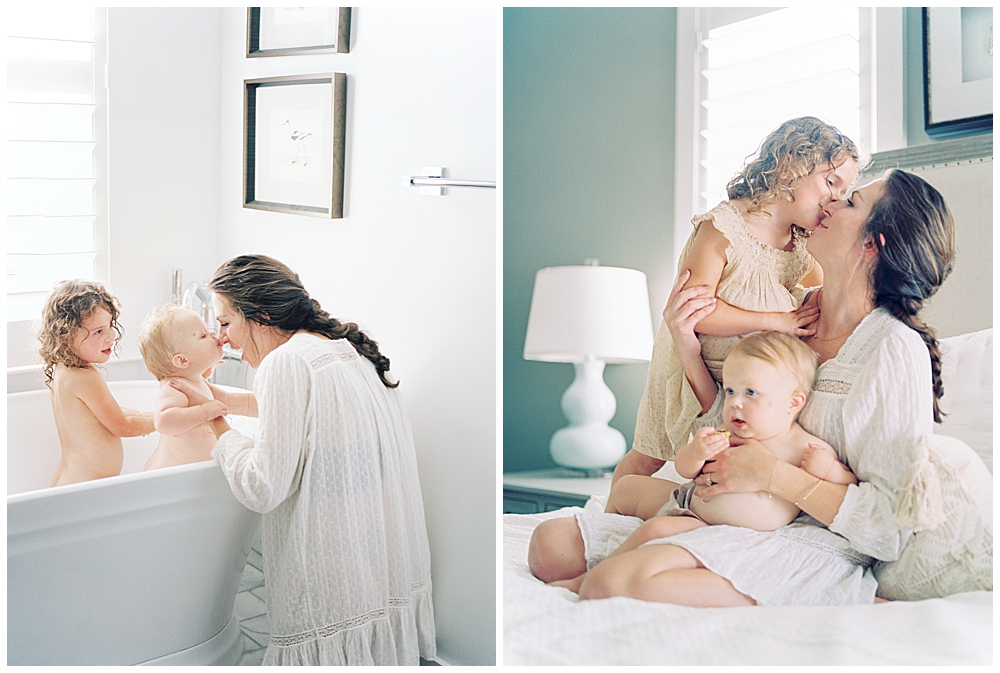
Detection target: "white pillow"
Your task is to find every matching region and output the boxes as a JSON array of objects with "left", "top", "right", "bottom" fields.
[{"left": 935, "top": 329, "right": 992, "bottom": 474}]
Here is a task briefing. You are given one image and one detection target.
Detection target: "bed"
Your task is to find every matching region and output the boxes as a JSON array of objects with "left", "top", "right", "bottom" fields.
[{"left": 503, "top": 329, "right": 993, "bottom": 665}]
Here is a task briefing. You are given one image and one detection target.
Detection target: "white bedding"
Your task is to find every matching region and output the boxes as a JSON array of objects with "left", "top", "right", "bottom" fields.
[{"left": 503, "top": 329, "right": 993, "bottom": 665}]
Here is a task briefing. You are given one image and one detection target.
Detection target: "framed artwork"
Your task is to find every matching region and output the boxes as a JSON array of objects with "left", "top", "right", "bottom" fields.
[
  {"left": 247, "top": 7, "right": 351, "bottom": 57},
  {"left": 923, "top": 7, "right": 993, "bottom": 136},
  {"left": 243, "top": 74, "right": 348, "bottom": 218}
]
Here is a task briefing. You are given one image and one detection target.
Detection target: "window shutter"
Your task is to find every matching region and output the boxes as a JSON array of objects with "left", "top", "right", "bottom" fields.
[
  {"left": 699, "top": 7, "right": 861, "bottom": 210},
  {"left": 6, "top": 8, "right": 101, "bottom": 322}
]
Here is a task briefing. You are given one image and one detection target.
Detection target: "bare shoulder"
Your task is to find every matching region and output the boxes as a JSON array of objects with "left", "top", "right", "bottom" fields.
[
  {"left": 792, "top": 423, "right": 835, "bottom": 453},
  {"left": 55, "top": 364, "right": 105, "bottom": 395},
  {"left": 156, "top": 379, "right": 191, "bottom": 410}
]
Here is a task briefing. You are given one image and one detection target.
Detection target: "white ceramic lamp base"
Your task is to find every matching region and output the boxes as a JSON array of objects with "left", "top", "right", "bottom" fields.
[{"left": 550, "top": 357, "right": 626, "bottom": 471}]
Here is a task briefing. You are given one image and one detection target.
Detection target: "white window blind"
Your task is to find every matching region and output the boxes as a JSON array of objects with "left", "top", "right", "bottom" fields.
[
  {"left": 698, "top": 7, "right": 864, "bottom": 210},
  {"left": 6, "top": 8, "right": 105, "bottom": 322}
]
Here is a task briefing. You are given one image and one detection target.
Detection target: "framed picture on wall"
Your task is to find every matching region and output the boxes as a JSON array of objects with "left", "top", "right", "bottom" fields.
[
  {"left": 243, "top": 74, "right": 348, "bottom": 218},
  {"left": 923, "top": 7, "right": 993, "bottom": 136},
  {"left": 247, "top": 7, "right": 351, "bottom": 57}
]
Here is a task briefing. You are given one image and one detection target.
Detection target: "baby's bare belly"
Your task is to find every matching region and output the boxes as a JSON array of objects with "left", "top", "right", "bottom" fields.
[{"left": 689, "top": 490, "right": 800, "bottom": 532}]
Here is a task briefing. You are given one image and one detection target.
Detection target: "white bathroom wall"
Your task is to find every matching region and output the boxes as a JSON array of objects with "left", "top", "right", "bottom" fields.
[
  {"left": 218, "top": 8, "right": 497, "bottom": 665},
  {"left": 107, "top": 8, "right": 224, "bottom": 361}
]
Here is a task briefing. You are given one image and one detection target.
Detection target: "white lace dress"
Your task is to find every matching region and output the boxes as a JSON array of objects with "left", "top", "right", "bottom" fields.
[
  {"left": 213, "top": 333, "right": 436, "bottom": 664},
  {"left": 633, "top": 201, "right": 814, "bottom": 460},
  {"left": 577, "top": 309, "right": 992, "bottom": 604}
]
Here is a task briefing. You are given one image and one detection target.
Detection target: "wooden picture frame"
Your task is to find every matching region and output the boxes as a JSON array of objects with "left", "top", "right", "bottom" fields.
[
  {"left": 243, "top": 74, "right": 348, "bottom": 218},
  {"left": 247, "top": 7, "right": 351, "bottom": 57}
]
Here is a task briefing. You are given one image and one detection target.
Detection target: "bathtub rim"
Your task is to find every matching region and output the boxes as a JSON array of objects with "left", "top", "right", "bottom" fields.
[{"left": 7, "top": 454, "right": 220, "bottom": 504}]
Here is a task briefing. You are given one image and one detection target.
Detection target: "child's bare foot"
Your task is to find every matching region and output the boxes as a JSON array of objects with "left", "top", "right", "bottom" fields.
[{"left": 547, "top": 572, "right": 587, "bottom": 594}]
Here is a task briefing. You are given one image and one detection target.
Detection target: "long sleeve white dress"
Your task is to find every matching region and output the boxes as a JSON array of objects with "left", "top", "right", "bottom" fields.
[
  {"left": 213, "top": 333, "right": 436, "bottom": 664},
  {"left": 576, "top": 309, "right": 992, "bottom": 604}
]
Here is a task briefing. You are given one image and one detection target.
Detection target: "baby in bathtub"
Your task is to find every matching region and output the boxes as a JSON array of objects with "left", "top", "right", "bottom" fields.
[
  {"left": 38, "top": 280, "right": 155, "bottom": 487},
  {"left": 138, "top": 305, "right": 228, "bottom": 471},
  {"left": 557, "top": 331, "right": 857, "bottom": 587}
]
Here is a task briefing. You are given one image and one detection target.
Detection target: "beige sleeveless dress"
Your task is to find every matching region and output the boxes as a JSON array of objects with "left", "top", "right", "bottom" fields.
[{"left": 632, "top": 201, "right": 815, "bottom": 461}]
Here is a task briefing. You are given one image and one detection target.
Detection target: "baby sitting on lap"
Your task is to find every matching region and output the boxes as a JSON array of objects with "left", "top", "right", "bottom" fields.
[
  {"left": 138, "top": 305, "right": 227, "bottom": 471},
  {"left": 579, "top": 331, "right": 857, "bottom": 578}
]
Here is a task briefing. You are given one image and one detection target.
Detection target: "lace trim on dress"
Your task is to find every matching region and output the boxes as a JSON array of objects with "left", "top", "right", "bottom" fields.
[
  {"left": 310, "top": 350, "right": 357, "bottom": 370},
  {"left": 814, "top": 378, "right": 852, "bottom": 395},
  {"left": 269, "top": 590, "right": 424, "bottom": 647}
]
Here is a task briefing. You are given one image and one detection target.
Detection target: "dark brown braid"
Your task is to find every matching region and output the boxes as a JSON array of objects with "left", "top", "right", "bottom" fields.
[
  {"left": 209, "top": 255, "right": 398, "bottom": 388},
  {"left": 863, "top": 170, "right": 955, "bottom": 423}
]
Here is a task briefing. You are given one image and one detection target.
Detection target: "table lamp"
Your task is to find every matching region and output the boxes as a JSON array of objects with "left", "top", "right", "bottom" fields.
[{"left": 523, "top": 261, "right": 654, "bottom": 472}]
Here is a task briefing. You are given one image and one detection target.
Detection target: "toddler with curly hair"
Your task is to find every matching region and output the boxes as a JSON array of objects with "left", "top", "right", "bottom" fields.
[{"left": 38, "top": 280, "right": 154, "bottom": 487}]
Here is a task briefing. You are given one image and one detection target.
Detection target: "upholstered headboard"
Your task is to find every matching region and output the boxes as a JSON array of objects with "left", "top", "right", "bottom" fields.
[{"left": 935, "top": 328, "right": 993, "bottom": 474}]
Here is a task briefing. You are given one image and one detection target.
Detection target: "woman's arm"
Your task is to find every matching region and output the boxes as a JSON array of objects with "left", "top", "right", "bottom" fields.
[
  {"left": 207, "top": 381, "right": 258, "bottom": 417},
  {"left": 661, "top": 269, "right": 720, "bottom": 413},
  {"left": 694, "top": 438, "right": 849, "bottom": 525},
  {"left": 211, "top": 350, "right": 311, "bottom": 513}
]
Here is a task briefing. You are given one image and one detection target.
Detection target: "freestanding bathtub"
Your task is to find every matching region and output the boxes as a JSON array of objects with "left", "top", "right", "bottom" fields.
[{"left": 7, "top": 380, "right": 261, "bottom": 665}]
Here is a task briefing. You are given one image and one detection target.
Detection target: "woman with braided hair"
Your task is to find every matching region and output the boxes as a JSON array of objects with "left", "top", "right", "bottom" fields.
[
  {"left": 170, "top": 254, "right": 436, "bottom": 665},
  {"left": 532, "top": 170, "right": 991, "bottom": 606}
]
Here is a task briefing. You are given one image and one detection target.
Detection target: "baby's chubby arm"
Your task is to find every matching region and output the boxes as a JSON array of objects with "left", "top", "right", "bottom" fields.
[
  {"left": 674, "top": 426, "right": 729, "bottom": 480},
  {"left": 799, "top": 438, "right": 858, "bottom": 486},
  {"left": 73, "top": 368, "right": 154, "bottom": 437},
  {"left": 154, "top": 384, "right": 228, "bottom": 437}
]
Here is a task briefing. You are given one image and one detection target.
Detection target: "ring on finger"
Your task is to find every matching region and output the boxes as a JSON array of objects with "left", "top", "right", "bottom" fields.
[{"left": 705, "top": 474, "right": 713, "bottom": 487}]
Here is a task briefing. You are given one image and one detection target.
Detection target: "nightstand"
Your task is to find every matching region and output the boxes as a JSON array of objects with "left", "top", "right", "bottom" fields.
[{"left": 502, "top": 468, "right": 614, "bottom": 514}]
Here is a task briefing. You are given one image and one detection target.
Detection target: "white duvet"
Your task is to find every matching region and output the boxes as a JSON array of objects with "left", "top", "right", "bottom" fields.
[{"left": 503, "top": 329, "right": 993, "bottom": 665}]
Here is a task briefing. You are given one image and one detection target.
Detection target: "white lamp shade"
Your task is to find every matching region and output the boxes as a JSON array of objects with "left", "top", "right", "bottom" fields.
[{"left": 523, "top": 265, "right": 654, "bottom": 364}]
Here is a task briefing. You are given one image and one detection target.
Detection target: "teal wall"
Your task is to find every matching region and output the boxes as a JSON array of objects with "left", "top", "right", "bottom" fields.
[
  {"left": 904, "top": 7, "right": 992, "bottom": 145},
  {"left": 503, "top": 8, "right": 678, "bottom": 472}
]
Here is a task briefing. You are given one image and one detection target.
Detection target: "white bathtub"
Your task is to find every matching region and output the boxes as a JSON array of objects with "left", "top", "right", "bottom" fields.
[{"left": 7, "top": 380, "right": 261, "bottom": 665}]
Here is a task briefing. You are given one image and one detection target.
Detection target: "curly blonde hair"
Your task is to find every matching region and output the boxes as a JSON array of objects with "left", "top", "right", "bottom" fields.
[
  {"left": 37, "top": 279, "right": 122, "bottom": 387},
  {"left": 726, "top": 116, "right": 864, "bottom": 217}
]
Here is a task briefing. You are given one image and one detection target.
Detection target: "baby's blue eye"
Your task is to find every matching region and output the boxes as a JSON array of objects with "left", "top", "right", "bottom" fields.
[
  {"left": 724, "top": 388, "right": 734, "bottom": 396},
  {"left": 746, "top": 389, "right": 757, "bottom": 396}
]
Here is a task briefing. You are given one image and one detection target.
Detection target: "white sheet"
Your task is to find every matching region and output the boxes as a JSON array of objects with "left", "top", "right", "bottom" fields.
[
  {"left": 504, "top": 328, "right": 993, "bottom": 665},
  {"left": 503, "top": 506, "right": 992, "bottom": 665}
]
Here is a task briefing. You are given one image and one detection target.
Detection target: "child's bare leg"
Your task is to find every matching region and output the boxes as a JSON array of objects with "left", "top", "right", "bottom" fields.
[
  {"left": 579, "top": 544, "right": 754, "bottom": 607},
  {"left": 605, "top": 475, "right": 680, "bottom": 519},
  {"left": 603, "top": 515, "right": 707, "bottom": 562},
  {"left": 528, "top": 516, "right": 587, "bottom": 583},
  {"left": 550, "top": 516, "right": 706, "bottom": 595}
]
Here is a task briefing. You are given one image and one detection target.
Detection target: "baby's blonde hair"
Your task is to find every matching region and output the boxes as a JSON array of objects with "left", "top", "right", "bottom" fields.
[
  {"left": 727, "top": 116, "right": 864, "bottom": 217},
  {"left": 37, "top": 279, "right": 122, "bottom": 387},
  {"left": 138, "top": 304, "right": 189, "bottom": 381},
  {"left": 729, "top": 330, "right": 819, "bottom": 396}
]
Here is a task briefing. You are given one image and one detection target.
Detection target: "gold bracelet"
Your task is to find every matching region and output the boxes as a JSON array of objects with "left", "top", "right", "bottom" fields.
[
  {"left": 766, "top": 457, "right": 779, "bottom": 499},
  {"left": 794, "top": 478, "right": 823, "bottom": 508}
]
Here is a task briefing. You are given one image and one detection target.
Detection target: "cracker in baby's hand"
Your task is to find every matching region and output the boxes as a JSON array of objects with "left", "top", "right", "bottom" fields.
[{"left": 713, "top": 428, "right": 731, "bottom": 438}]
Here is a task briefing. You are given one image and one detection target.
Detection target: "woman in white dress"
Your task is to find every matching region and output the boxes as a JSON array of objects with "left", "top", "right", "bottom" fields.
[
  {"left": 174, "top": 255, "right": 436, "bottom": 665},
  {"left": 531, "top": 170, "right": 992, "bottom": 606}
]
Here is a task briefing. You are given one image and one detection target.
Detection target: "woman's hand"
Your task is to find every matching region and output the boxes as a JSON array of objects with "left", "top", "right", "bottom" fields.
[
  {"left": 693, "top": 437, "right": 774, "bottom": 498},
  {"left": 169, "top": 378, "right": 212, "bottom": 406},
  {"left": 662, "top": 269, "right": 716, "bottom": 358}
]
